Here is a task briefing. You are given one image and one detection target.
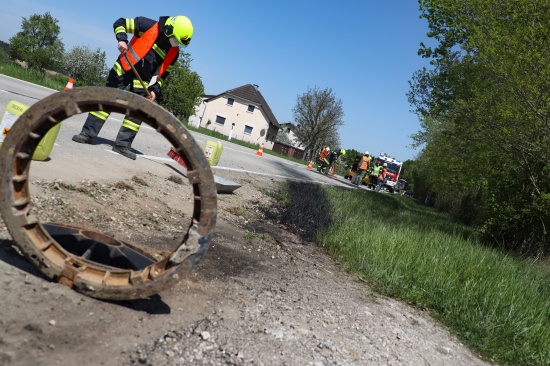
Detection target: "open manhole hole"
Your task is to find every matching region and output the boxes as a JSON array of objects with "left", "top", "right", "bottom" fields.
[
  {"left": 42, "top": 223, "right": 156, "bottom": 271},
  {"left": 0, "top": 87, "right": 217, "bottom": 300}
]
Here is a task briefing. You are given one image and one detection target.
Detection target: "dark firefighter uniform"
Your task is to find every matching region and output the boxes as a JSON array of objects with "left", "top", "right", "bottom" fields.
[{"left": 78, "top": 16, "right": 179, "bottom": 151}]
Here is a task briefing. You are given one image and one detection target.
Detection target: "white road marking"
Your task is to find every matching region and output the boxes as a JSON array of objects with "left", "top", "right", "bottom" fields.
[
  {"left": 104, "top": 148, "right": 351, "bottom": 187},
  {"left": 105, "top": 150, "right": 173, "bottom": 162},
  {"left": 138, "top": 155, "right": 174, "bottom": 162},
  {"left": 125, "top": 152, "right": 323, "bottom": 183}
]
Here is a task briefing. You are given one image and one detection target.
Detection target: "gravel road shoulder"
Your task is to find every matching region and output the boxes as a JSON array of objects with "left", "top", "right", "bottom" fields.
[{"left": 0, "top": 169, "right": 492, "bottom": 366}]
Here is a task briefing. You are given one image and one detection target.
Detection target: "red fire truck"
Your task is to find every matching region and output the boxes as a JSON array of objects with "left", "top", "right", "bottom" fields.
[{"left": 375, "top": 154, "right": 403, "bottom": 193}]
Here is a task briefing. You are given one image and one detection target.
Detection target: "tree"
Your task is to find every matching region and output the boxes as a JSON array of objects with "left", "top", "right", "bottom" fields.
[
  {"left": 160, "top": 51, "right": 204, "bottom": 119},
  {"left": 408, "top": 0, "right": 550, "bottom": 255},
  {"left": 341, "top": 148, "right": 361, "bottom": 168},
  {"left": 63, "top": 45, "right": 108, "bottom": 86},
  {"left": 292, "top": 86, "right": 344, "bottom": 159},
  {"left": 9, "top": 12, "right": 64, "bottom": 70},
  {"left": 324, "top": 131, "right": 342, "bottom": 153}
]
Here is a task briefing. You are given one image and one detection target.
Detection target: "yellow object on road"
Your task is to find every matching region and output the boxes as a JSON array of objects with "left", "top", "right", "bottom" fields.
[
  {"left": 0, "top": 100, "right": 61, "bottom": 161},
  {"left": 204, "top": 140, "right": 223, "bottom": 166}
]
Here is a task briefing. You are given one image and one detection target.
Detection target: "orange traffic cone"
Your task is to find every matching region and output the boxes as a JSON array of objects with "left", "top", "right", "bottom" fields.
[
  {"left": 256, "top": 142, "right": 264, "bottom": 156},
  {"left": 64, "top": 77, "right": 74, "bottom": 90},
  {"left": 307, "top": 160, "right": 313, "bottom": 170}
]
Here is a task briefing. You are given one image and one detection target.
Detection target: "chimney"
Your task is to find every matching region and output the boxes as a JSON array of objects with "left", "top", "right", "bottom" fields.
[{"left": 253, "top": 84, "right": 259, "bottom": 90}]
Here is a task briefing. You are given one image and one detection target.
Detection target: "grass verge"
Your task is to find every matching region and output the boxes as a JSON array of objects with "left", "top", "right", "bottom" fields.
[
  {"left": 272, "top": 182, "right": 549, "bottom": 366},
  {"left": 0, "top": 60, "right": 67, "bottom": 90}
]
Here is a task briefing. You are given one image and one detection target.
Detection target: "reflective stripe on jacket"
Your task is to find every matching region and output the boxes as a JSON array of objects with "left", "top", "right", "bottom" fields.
[
  {"left": 319, "top": 148, "right": 330, "bottom": 161},
  {"left": 118, "top": 22, "right": 178, "bottom": 78},
  {"left": 112, "top": 16, "right": 179, "bottom": 94}
]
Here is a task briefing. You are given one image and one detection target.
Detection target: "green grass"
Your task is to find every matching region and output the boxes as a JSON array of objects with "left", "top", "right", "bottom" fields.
[
  {"left": 0, "top": 60, "right": 68, "bottom": 90},
  {"left": 167, "top": 174, "right": 184, "bottom": 185},
  {"left": 276, "top": 183, "right": 550, "bottom": 366},
  {"left": 243, "top": 230, "right": 263, "bottom": 240},
  {"left": 131, "top": 175, "right": 149, "bottom": 187}
]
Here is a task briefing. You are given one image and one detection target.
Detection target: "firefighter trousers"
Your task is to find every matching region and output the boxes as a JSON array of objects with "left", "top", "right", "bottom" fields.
[{"left": 78, "top": 68, "right": 149, "bottom": 148}]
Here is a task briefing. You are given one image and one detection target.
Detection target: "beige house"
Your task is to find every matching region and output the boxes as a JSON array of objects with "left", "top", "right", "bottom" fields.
[
  {"left": 278, "top": 122, "right": 305, "bottom": 149},
  {"left": 188, "top": 84, "right": 281, "bottom": 150}
]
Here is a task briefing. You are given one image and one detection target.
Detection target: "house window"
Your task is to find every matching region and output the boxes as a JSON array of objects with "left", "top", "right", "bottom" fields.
[
  {"left": 215, "top": 115, "right": 226, "bottom": 126},
  {"left": 227, "top": 97, "right": 234, "bottom": 106},
  {"left": 247, "top": 104, "right": 255, "bottom": 113},
  {"left": 244, "top": 125, "right": 253, "bottom": 135}
]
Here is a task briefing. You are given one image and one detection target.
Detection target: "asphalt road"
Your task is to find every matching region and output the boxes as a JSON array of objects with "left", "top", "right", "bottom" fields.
[{"left": 0, "top": 74, "right": 358, "bottom": 189}]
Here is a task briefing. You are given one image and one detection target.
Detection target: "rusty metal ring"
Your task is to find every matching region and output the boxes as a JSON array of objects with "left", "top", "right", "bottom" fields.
[{"left": 0, "top": 87, "right": 217, "bottom": 300}]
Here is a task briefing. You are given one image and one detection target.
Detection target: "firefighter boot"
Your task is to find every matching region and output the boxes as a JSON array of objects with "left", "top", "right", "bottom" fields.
[
  {"left": 72, "top": 112, "right": 107, "bottom": 144},
  {"left": 112, "top": 146, "right": 136, "bottom": 160},
  {"left": 112, "top": 123, "right": 138, "bottom": 160},
  {"left": 72, "top": 134, "right": 93, "bottom": 144}
]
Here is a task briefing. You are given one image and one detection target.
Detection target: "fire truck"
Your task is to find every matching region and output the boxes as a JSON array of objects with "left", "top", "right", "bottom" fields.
[{"left": 375, "top": 154, "right": 403, "bottom": 193}]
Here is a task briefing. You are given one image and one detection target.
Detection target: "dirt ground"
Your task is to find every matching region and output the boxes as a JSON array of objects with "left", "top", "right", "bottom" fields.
[{"left": 0, "top": 168, "right": 492, "bottom": 366}]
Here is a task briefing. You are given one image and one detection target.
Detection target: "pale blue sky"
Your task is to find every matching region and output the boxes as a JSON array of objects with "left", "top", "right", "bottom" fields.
[{"left": 0, "top": 0, "right": 433, "bottom": 161}]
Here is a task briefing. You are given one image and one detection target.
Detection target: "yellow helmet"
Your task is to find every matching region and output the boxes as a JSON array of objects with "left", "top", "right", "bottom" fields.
[{"left": 164, "top": 16, "right": 194, "bottom": 47}]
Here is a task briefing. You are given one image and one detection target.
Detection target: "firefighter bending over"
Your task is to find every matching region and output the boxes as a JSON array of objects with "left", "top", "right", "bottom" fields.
[
  {"left": 72, "top": 15, "right": 194, "bottom": 160},
  {"left": 317, "top": 147, "right": 331, "bottom": 174}
]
